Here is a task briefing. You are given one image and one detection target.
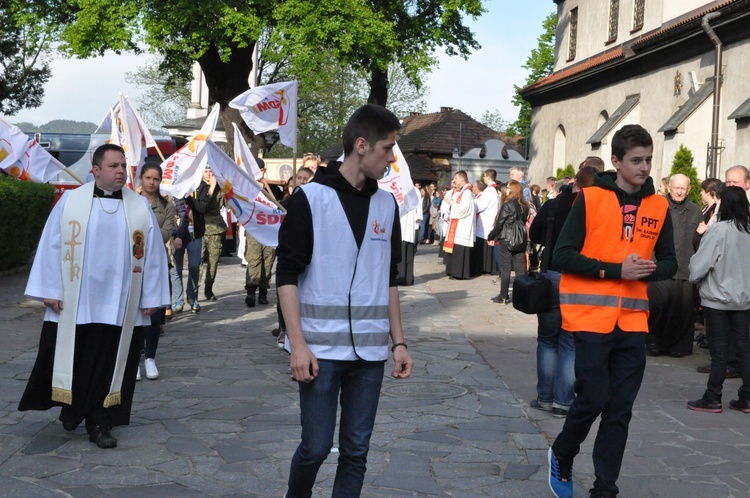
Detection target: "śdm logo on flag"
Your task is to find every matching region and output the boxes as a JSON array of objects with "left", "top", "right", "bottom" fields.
[{"left": 229, "top": 81, "right": 298, "bottom": 150}]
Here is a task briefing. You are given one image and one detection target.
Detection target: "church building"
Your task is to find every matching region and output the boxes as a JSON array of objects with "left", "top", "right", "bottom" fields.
[{"left": 521, "top": 0, "right": 750, "bottom": 183}]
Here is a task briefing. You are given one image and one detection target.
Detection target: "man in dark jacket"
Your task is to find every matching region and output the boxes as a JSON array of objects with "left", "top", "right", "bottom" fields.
[{"left": 646, "top": 173, "right": 703, "bottom": 357}]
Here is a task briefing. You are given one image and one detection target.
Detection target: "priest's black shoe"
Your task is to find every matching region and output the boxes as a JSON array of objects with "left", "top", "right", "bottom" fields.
[
  {"left": 646, "top": 344, "right": 662, "bottom": 357},
  {"left": 245, "top": 294, "right": 256, "bottom": 307},
  {"left": 89, "top": 425, "right": 117, "bottom": 449},
  {"left": 61, "top": 419, "right": 82, "bottom": 431}
]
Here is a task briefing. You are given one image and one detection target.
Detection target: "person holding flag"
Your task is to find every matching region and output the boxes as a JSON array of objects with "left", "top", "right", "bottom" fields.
[
  {"left": 186, "top": 166, "right": 227, "bottom": 303},
  {"left": 244, "top": 158, "right": 279, "bottom": 308}
]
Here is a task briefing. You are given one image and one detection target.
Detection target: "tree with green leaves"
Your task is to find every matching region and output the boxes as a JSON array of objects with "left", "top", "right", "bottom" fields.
[
  {"left": 271, "top": 0, "right": 484, "bottom": 107},
  {"left": 0, "top": 1, "right": 55, "bottom": 115},
  {"left": 669, "top": 144, "right": 702, "bottom": 205},
  {"left": 507, "top": 12, "right": 556, "bottom": 149},
  {"left": 125, "top": 59, "right": 191, "bottom": 132},
  {"left": 480, "top": 109, "right": 507, "bottom": 133},
  {"left": 51, "top": 0, "right": 484, "bottom": 153}
]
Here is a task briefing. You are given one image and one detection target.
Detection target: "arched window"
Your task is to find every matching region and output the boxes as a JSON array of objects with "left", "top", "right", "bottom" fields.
[
  {"left": 554, "top": 125, "right": 567, "bottom": 172},
  {"left": 598, "top": 111, "right": 609, "bottom": 131}
]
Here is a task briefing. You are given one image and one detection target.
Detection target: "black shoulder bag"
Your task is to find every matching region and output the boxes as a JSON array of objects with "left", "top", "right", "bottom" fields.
[{"left": 512, "top": 205, "right": 556, "bottom": 314}]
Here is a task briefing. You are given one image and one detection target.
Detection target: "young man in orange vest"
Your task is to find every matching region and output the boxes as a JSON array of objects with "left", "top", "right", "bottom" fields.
[{"left": 547, "top": 125, "right": 677, "bottom": 498}]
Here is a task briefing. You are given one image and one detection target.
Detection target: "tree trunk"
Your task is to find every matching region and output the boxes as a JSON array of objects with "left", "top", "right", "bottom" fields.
[
  {"left": 367, "top": 65, "right": 389, "bottom": 107},
  {"left": 198, "top": 42, "right": 265, "bottom": 156}
]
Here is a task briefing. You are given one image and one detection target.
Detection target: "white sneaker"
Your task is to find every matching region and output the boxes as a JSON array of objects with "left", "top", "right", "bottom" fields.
[
  {"left": 145, "top": 358, "right": 159, "bottom": 379},
  {"left": 136, "top": 365, "right": 141, "bottom": 381},
  {"left": 277, "top": 331, "right": 286, "bottom": 349}
]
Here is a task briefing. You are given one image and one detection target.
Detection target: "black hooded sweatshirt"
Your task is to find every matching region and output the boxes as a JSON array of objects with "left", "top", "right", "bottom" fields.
[{"left": 276, "top": 161, "right": 402, "bottom": 288}]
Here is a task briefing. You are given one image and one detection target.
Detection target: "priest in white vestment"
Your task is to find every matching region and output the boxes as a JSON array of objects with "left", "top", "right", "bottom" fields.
[
  {"left": 19, "top": 144, "right": 170, "bottom": 449},
  {"left": 442, "top": 171, "right": 475, "bottom": 279},
  {"left": 472, "top": 179, "right": 500, "bottom": 275}
]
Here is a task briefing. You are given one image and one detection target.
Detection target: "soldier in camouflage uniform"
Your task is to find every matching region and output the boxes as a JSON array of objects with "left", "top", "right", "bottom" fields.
[{"left": 186, "top": 166, "right": 227, "bottom": 303}]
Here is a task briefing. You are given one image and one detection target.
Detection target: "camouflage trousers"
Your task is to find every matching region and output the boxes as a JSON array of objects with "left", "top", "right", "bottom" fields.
[
  {"left": 244, "top": 232, "right": 276, "bottom": 293},
  {"left": 201, "top": 233, "right": 223, "bottom": 286}
]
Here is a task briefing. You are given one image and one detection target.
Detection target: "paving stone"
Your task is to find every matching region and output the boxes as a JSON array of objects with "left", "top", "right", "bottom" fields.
[
  {"left": 2, "top": 248, "right": 747, "bottom": 497},
  {"left": 503, "top": 463, "right": 538, "bottom": 480}
]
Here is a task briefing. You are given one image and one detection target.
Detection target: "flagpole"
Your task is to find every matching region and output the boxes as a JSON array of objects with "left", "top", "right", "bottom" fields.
[
  {"left": 54, "top": 157, "right": 85, "bottom": 185},
  {"left": 261, "top": 178, "right": 286, "bottom": 212},
  {"left": 154, "top": 145, "right": 167, "bottom": 163}
]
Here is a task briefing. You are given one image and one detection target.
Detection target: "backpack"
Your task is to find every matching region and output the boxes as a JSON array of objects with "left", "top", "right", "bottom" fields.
[{"left": 507, "top": 203, "right": 528, "bottom": 253}]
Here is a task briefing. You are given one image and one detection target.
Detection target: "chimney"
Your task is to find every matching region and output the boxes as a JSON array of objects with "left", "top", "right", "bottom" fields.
[{"left": 440, "top": 106, "right": 454, "bottom": 113}]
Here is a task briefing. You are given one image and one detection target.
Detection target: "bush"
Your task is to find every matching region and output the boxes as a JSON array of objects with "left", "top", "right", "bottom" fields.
[
  {"left": 669, "top": 145, "right": 702, "bottom": 205},
  {"left": 0, "top": 174, "right": 55, "bottom": 271},
  {"left": 556, "top": 164, "right": 575, "bottom": 179}
]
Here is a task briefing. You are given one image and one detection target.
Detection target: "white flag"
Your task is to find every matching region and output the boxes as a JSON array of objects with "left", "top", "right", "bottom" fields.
[
  {"left": 160, "top": 103, "right": 221, "bottom": 199},
  {"left": 96, "top": 94, "right": 160, "bottom": 188},
  {"left": 0, "top": 119, "right": 68, "bottom": 183},
  {"left": 229, "top": 81, "right": 298, "bottom": 151},
  {"left": 232, "top": 123, "right": 263, "bottom": 182},
  {"left": 204, "top": 140, "right": 274, "bottom": 243},
  {"left": 377, "top": 142, "right": 420, "bottom": 217},
  {"left": 230, "top": 123, "right": 285, "bottom": 248}
]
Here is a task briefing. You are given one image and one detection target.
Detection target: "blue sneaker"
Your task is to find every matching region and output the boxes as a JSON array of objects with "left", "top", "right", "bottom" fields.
[
  {"left": 187, "top": 299, "right": 201, "bottom": 313},
  {"left": 548, "top": 447, "right": 573, "bottom": 498}
]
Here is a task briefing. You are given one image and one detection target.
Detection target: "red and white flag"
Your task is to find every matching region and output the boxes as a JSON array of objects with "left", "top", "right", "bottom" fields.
[
  {"left": 0, "top": 118, "right": 68, "bottom": 183},
  {"left": 229, "top": 81, "right": 298, "bottom": 151},
  {"left": 377, "top": 142, "right": 420, "bottom": 217},
  {"left": 230, "top": 123, "right": 285, "bottom": 247},
  {"left": 160, "top": 103, "right": 221, "bottom": 199}
]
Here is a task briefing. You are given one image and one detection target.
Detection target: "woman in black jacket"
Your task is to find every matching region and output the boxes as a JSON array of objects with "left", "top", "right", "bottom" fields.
[{"left": 487, "top": 180, "right": 530, "bottom": 303}]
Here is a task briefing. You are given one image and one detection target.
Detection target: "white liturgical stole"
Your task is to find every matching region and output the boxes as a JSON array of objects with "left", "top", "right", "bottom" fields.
[{"left": 53, "top": 182, "right": 151, "bottom": 407}]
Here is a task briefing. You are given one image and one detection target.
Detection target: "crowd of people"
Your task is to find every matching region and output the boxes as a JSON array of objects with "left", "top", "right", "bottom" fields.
[{"left": 16, "top": 115, "right": 750, "bottom": 498}]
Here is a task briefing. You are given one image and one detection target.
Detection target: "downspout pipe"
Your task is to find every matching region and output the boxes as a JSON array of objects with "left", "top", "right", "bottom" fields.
[{"left": 702, "top": 12, "right": 722, "bottom": 178}]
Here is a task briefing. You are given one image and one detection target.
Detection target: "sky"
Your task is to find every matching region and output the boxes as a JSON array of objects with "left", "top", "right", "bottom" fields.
[{"left": 13, "top": 2, "right": 554, "bottom": 128}]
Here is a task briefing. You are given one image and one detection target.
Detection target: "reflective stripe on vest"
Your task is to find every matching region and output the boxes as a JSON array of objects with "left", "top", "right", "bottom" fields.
[
  {"left": 559, "top": 293, "right": 649, "bottom": 310},
  {"left": 559, "top": 187, "right": 668, "bottom": 333}
]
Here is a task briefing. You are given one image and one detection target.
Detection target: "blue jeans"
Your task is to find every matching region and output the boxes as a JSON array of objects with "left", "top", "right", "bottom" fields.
[
  {"left": 170, "top": 237, "right": 202, "bottom": 306},
  {"left": 419, "top": 213, "right": 431, "bottom": 241},
  {"left": 287, "top": 360, "right": 385, "bottom": 498},
  {"left": 553, "top": 328, "right": 646, "bottom": 496},
  {"left": 535, "top": 271, "right": 575, "bottom": 408}
]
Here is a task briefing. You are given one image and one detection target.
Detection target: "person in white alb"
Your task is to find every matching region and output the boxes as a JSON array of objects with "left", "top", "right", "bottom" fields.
[
  {"left": 442, "top": 171, "right": 475, "bottom": 279},
  {"left": 19, "top": 144, "right": 170, "bottom": 449},
  {"left": 472, "top": 173, "right": 500, "bottom": 275}
]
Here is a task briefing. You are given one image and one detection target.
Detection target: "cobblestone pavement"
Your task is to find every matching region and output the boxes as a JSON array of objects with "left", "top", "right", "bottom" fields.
[{"left": 1, "top": 244, "right": 749, "bottom": 497}]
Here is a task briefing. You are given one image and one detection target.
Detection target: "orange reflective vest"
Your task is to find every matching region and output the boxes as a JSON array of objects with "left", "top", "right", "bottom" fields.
[{"left": 559, "top": 187, "right": 668, "bottom": 333}]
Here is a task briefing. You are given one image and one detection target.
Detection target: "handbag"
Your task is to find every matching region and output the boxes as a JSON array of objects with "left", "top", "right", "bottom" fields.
[
  {"left": 506, "top": 203, "right": 528, "bottom": 253},
  {"left": 512, "top": 204, "right": 556, "bottom": 314}
]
